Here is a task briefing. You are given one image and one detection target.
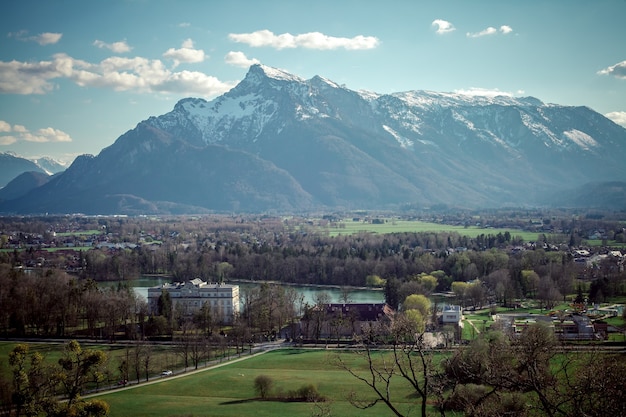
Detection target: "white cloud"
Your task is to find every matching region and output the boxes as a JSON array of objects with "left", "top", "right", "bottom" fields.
[
  {"left": 597, "top": 60, "right": 626, "bottom": 79},
  {"left": 178, "top": 22, "right": 191, "bottom": 28},
  {"left": 35, "top": 32, "right": 63, "bottom": 45},
  {"left": 9, "top": 31, "right": 62, "bottom": 45},
  {"left": 228, "top": 29, "right": 380, "bottom": 50},
  {"left": 0, "top": 54, "right": 74, "bottom": 94},
  {"left": 467, "top": 25, "right": 513, "bottom": 38},
  {"left": 0, "top": 136, "right": 17, "bottom": 145},
  {"left": 454, "top": 87, "right": 514, "bottom": 97},
  {"left": 432, "top": 19, "right": 456, "bottom": 35},
  {"left": 467, "top": 27, "right": 497, "bottom": 38},
  {"left": 224, "top": 51, "right": 260, "bottom": 68},
  {"left": 93, "top": 39, "right": 132, "bottom": 53},
  {"left": 163, "top": 38, "right": 206, "bottom": 67},
  {"left": 24, "top": 127, "right": 72, "bottom": 143},
  {"left": 152, "top": 71, "right": 234, "bottom": 96},
  {"left": 605, "top": 111, "right": 626, "bottom": 127},
  {"left": 0, "top": 52, "right": 233, "bottom": 97},
  {"left": 0, "top": 121, "right": 72, "bottom": 144}
]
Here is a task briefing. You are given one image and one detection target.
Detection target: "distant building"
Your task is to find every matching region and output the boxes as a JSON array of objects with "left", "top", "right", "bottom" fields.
[
  {"left": 301, "top": 303, "right": 395, "bottom": 339},
  {"left": 147, "top": 279, "right": 239, "bottom": 324},
  {"left": 441, "top": 305, "right": 462, "bottom": 325}
]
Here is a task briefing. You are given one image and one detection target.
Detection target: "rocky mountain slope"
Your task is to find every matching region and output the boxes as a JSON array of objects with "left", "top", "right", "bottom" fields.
[
  {"left": 1, "top": 64, "right": 625, "bottom": 214},
  {"left": 0, "top": 171, "right": 51, "bottom": 201}
]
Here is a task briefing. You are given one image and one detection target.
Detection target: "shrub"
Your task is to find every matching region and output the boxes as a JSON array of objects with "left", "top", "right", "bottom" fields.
[
  {"left": 297, "top": 384, "right": 324, "bottom": 402},
  {"left": 253, "top": 375, "right": 273, "bottom": 400}
]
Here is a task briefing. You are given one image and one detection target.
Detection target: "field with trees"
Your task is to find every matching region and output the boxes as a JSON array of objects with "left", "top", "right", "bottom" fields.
[{"left": 0, "top": 209, "right": 625, "bottom": 416}]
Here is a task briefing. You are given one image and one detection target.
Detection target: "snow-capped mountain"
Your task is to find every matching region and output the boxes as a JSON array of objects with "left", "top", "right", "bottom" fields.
[
  {"left": 2, "top": 64, "right": 625, "bottom": 214},
  {"left": 32, "top": 157, "right": 68, "bottom": 175},
  {"left": 0, "top": 152, "right": 46, "bottom": 188},
  {"left": 0, "top": 152, "right": 68, "bottom": 188}
]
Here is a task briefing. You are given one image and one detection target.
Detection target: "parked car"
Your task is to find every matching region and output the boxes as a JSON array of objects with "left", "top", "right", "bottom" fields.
[{"left": 161, "top": 370, "right": 172, "bottom": 376}]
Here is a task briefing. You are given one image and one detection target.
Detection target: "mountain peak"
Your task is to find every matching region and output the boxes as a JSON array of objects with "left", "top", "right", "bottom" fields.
[{"left": 245, "top": 64, "right": 304, "bottom": 84}]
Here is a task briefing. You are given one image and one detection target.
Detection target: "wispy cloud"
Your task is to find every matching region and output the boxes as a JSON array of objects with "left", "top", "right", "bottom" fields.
[
  {"left": 225, "top": 51, "right": 260, "bottom": 68},
  {"left": 93, "top": 39, "right": 132, "bottom": 53},
  {"left": 454, "top": 87, "right": 514, "bottom": 97},
  {"left": 0, "top": 120, "right": 72, "bottom": 145},
  {"left": 228, "top": 30, "right": 380, "bottom": 50},
  {"left": 163, "top": 38, "right": 206, "bottom": 67},
  {"left": 467, "top": 25, "right": 514, "bottom": 38},
  {"left": 605, "top": 111, "right": 626, "bottom": 127},
  {"left": 467, "top": 27, "right": 497, "bottom": 38},
  {"left": 9, "top": 30, "right": 62, "bottom": 45},
  {"left": 0, "top": 53, "right": 233, "bottom": 97},
  {"left": 432, "top": 20, "right": 456, "bottom": 35},
  {"left": 597, "top": 60, "right": 626, "bottom": 79}
]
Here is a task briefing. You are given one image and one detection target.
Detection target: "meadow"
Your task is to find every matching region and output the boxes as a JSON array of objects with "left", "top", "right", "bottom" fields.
[
  {"left": 325, "top": 219, "right": 540, "bottom": 242},
  {"left": 93, "top": 348, "right": 451, "bottom": 417}
]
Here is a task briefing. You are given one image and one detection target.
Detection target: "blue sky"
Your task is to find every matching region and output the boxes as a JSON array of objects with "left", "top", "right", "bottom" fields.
[{"left": 1, "top": 0, "right": 625, "bottom": 164}]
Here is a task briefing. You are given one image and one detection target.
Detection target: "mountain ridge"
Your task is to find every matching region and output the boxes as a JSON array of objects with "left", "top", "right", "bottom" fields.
[
  {"left": 1, "top": 64, "right": 625, "bottom": 214},
  {"left": 0, "top": 152, "right": 68, "bottom": 188}
]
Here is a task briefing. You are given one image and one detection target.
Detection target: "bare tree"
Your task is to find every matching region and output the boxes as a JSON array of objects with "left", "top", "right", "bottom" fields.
[{"left": 333, "top": 314, "right": 444, "bottom": 417}]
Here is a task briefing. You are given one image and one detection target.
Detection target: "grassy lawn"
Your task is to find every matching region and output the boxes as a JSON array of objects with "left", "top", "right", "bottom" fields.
[
  {"left": 325, "top": 219, "right": 540, "bottom": 242},
  {"left": 95, "top": 349, "right": 451, "bottom": 417},
  {"left": 603, "top": 316, "right": 625, "bottom": 328},
  {"left": 461, "top": 310, "right": 495, "bottom": 340},
  {"left": 584, "top": 239, "right": 626, "bottom": 248}
]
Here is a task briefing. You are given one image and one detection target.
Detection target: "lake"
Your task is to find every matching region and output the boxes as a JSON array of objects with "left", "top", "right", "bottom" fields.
[{"left": 101, "top": 277, "right": 385, "bottom": 307}]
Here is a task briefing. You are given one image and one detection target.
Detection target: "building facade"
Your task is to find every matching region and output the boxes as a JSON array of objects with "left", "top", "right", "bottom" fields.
[
  {"left": 148, "top": 278, "right": 240, "bottom": 324},
  {"left": 300, "top": 303, "right": 395, "bottom": 340},
  {"left": 441, "top": 305, "right": 463, "bottom": 325}
]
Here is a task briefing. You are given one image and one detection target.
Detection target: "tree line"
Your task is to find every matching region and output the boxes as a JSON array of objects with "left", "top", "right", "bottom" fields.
[{"left": 335, "top": 315, "right": 626, "bottom": 417}]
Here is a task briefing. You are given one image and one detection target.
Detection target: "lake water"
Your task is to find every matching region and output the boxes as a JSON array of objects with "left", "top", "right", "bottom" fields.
[{"left": 102, "top": 277, "right": 385, "bottom": 307}]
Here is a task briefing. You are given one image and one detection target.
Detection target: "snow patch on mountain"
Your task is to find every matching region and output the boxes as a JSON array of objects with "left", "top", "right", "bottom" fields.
[
  {"left": 255, "top": 64, "right": 304, "bottom": 83},
  {"left": 563, "top": 129, "right": 598, "bottom": 150},
  {"left": 392, "top": 90, "right": 541, "bottom": 110},
  {"left": 520, "top": 113, "right": 560, "bottom": 147},
  {"left": 452, "top": 110, "right": 477, "bottom": 131},
  {"left": 357, "top": 90, "right": 381, "bottom": 102},
  {"left": 311, "top": 75, "right": 342, "bottom": 90},
  {"left": 382, "top": 125, "right": 414, "bottom": 149}
]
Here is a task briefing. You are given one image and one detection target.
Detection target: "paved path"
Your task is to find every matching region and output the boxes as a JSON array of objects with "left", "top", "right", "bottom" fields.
[{"left": 85, "top": 341, "right": 285, "bottom": 398}]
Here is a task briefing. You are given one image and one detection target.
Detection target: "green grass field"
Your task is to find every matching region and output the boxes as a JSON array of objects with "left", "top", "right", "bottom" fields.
[
  {"left": 584, "top": 239, "right": 626, "bottom": 248},
  {"left": 94, "top": 349, "right": 450, "bottom": 417},
  {"left": 325, "top": 219, "right": 540, "bottom": 242}
]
